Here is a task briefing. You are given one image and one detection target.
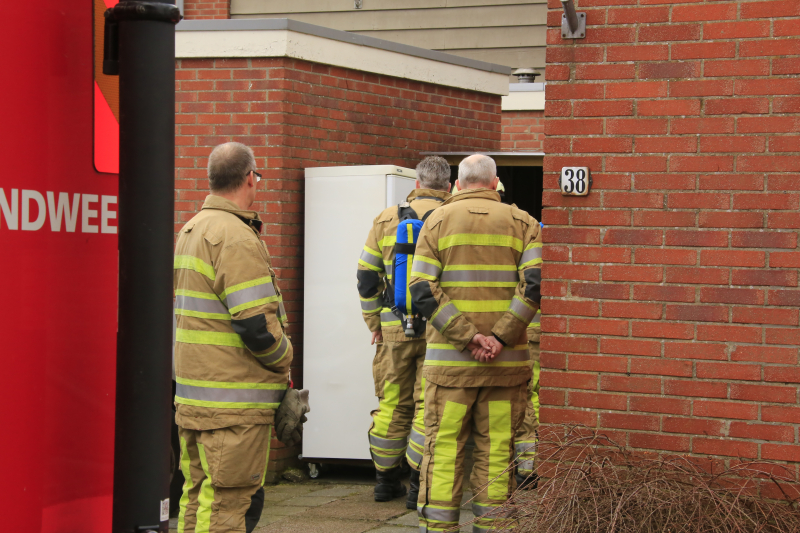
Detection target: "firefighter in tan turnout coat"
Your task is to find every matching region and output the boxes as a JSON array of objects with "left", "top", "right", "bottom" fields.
[
  {"left": 357, "top": 156, "right": 452, "bottom": 507},
  {"left": 409, "top": 154, "right": 543, "bottom": 533},
  {"left": 174, "top": 143, "right": 292, "bottom": 533}
]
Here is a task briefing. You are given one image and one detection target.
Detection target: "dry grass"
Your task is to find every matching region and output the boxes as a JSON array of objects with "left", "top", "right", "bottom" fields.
[{"left": 468, "top": 425, "right": 800, "bottom": 533}]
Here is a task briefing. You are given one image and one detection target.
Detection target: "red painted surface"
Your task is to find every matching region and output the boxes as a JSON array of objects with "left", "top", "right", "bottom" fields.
[{"left": 1, "top": 2, "right": 118, "bottom": 531}]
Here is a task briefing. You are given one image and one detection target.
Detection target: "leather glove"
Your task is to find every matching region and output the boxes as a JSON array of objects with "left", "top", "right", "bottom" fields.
[{"left": 275, "top": 388, "right": 310, "bottom": 447}]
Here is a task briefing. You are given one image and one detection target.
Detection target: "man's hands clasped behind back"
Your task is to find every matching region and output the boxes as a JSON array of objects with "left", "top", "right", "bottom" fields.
[{"left": 467, "top": 333, "right": 503, "bottom": 362}]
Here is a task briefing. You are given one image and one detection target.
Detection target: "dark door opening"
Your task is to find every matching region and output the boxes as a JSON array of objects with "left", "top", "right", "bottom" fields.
[{"left": 448, "top": 165, "right": 544, "bottom": 222}]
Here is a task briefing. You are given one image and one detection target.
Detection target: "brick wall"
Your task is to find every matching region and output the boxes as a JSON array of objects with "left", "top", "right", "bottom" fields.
[
  {"left": 542, "top": 0, "right": 800, "bottom": 482},
  {"left": 501, "top": 110, "right": 545, "bottom": 152},
  {"left": 182, "top": 0, "right": 229, "bottom": 19}
]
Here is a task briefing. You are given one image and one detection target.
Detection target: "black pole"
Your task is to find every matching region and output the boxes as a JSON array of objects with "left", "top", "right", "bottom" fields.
[{"left": 110, "top": 3, "right": 181, "bottom": 532}]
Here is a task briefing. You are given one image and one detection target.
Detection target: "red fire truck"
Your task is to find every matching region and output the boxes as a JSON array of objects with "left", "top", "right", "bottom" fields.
[{"left": 2, "top": 2, "right": 179, "bottom": 531}]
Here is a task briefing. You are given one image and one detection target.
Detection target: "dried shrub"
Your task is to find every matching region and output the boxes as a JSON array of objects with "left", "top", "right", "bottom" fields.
[{"left": 467, "top": 425, "right": 800, "bottom": 533}]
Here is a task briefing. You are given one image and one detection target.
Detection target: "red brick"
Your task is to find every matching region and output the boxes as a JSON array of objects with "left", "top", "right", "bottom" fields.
[
  {"left": 543, "top": 227, "right": 601, "bottom": 244},
  {"left": 763, "top": 444, "right": 800, "bottom": 463},
  {"left": 732, "top": 345, "right": 797, "bottom": 364},
  {"left": 667, "top": 193, "right": 729, "bottom": 209},
  {"left": 570, "top": 354, "right": 629, "bottom": 373},
  {"left": 732, "top": 269, "right": 798, "bottom": 287},
  {"left": 697, "top": 362, "right": 761, "bottom": 381},
  {"left": 663, "top": 417, "right": 725, "bottom": 436},
  {"left": 568, "top": 391, "right": 627, "bottom": 411},
  {"left": 541, "top": 336, "right": 598, "bottom": 354},
  {"left": 570, "top": 318, "right": 629, "bottom": 336},
  {"left": 639, "top": 25, "right": 702, "bottom": 43},
  {"left": 738, "top": 116, "right": 800, "bottom": 134},
  {"left": 639, "top": 99, "right": 700, "bottom": 116},
  {"left": 600, "top": 412, "right": 660, "bottom": 432},
  {"left": 540, "top": 371, "right": 597, "bottom": 390},
  {"left": 540, "top": 408, "right": 597, "bottom": 426},
  {"left": 671, "top": 117, "right": 734, "bottom": 134},
  {"left": 697, "top": 324, "right": 762, "bottom": 343},
  {"left": 700, "top": 211, "right": 763, "bottom": 229},
  {"left": 635, "top": 175, "right": 696, "bottom": 191},
  {"left": 604, "top": 192, "right": 664, "bottom": 209},
  {"left": 741, "top": 0, "right": 800, "bottom": 19},
  {"left": 731, "top": 422, "right": 794, "bottom": 442},
  {"left": 700, "top": 287, "right": 764, "bottom": 306},
  {"left": 769, "top": 213, "right": 800, "bottom": 229},
  {"left": 604, "top": 265, "right": 663, "bottom": 283},
  {"left": 572, "top": 283, "right": 630, "bottom": 300},
  {"left": 603, "top": 230, "right": 662, "bottom": 246},
  {"left": 769, "top": 289, "right": 800, "bottom": 307},
  {"left": 671, "top": 156, "right": 734, "bottom": 173},
  {"left": 666, "top": 267, "right": 729, "bottom": 285},
  {"left": 542, "top": 299, "right": 599, "bottom": 317},
  {"left": 606, "top": 156, "right": 668, "bottom": 172},
  {"left": 540, "top": 352, "right": 567, "bottom": 370},
  {"left": 573, "top": 100, "right": 634, "bottom": 118},
  {"left": 542, "top": 245, "right": 570, "bottom": 262},
  {"left": 670, "top": 80, "right": 734, "bottom": 98},
  {"left": 608, "top": 6, "right": 669, "bottom": 23},
  {"left": 701, "top": 250, "right": 765, "bottom": 268},
  {"left": 601, "top": 375, "right": 661, "bottom": 394},
  {"left": 573, "top": 137, "right": 633, "bottom": 153},
  {"left": 545, "top": 119, "right": 604, "bottom": 135},
  {"left": 636, "top": 249, "right": 696, "bottom": 266},
  {"left": 631, "top": 358, "right": 692, "bottom": 377},
  {"left": 604, "top": 301, "right": 663, "bottom": 319},
  {"left": 701, "top": 136, "right": 766, "bottom": 154},
  {"left": 762, "top": 405, "right": 800, "bottom": 423},
  {"left": 573, "top": 246, "right": 632, "bottom": 263},
  {"left": 545, "top": 65, "right": 570, "bottom": 81},
  {"left": 581, "top": 27, "right": 637, "bottom": 44},
  {"left": 740, "top": 38, "right": 800, "bottom": 58},
  {"left": 769, "top": 136, "right": 800, "bottom": 153},
  {"left": 635, "top": 137, "right": 697, "bottom": 153},
  {"left": 731, "top": 383, "right": 797, "bottom": 403},
  {"left": 632, "top": 321, "right": 694, "bottom": 340},
  {"left": 607, "top": 44, "right": 669, "bottom": 61},
  {"left": 547, "top": 84, "right": 605, "bottom": 101},
  {"left": 765, "top": 365, "right": 800, "bottom": 384},
  {"left": 634, "top": 284, "right": 695, "bottom": 303},
  {"left": 666, "top": 379, "right": 728, "bottom": 399},
  {"left": 705, "top": 20, "right": 771, "bottom": 39},
  {"left": 634, "top": 211, "right": 696, "bottom": 227},
  {"left": 575, "top": 64, "right": 636, "bottom": 80},
  {"left": 733, "top": 307, "right": 799, "bottom": 326},
  {"left": 601, "top": 338, "right": 661, "bottom": 357},
  {"left": 699, "top": 174, "right": 764, "bottom": 191},
  {"left": 693, "top": 438, "right": 758, "bottom": 459},
  {"left": 666, "top": 304, "right": 728, "bottom": 323},
  {"left": 606, "top": 81, "right": 668, "bottom": 99},
  {"left": 694, "top": 400, "right": 758, "bottom": 420},
  {"left": 666, "top": 230, "right": 728, "bottom": 248},
  {"left": 733, "top": 231, "right": 797, "bottom": 249},
  {"left": 630, "top": 433, "right": 690, "bottom": 452},
  {"left": 739, "top": 156, "right": 800, "bottom": 173},
  {"left": 631, "top": 395, "right": 691, "bottom": 415},
  {"left": 705, "top": 98, "right": 770, "bottom": 115},
  {"left": 546, "top": 46, "right": 606, "bottom": 64},
  {"left": 671, "top": 42, "right": 736, "bottom": 60},
  {"left": 775, "top": 18, "right": 800, "bottom": 36},
  {"left": 665, "top": 342, "right": 727, "bottom": 361}
]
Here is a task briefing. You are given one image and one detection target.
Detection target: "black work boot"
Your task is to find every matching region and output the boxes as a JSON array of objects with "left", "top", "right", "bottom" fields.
[
  {"left": 515, "top": 471, "right": 539, "bottom": 490},
  {"left": 406, "top": 469, "right": 420, "bottom": 509},
  {"left": 374, "top": 467, "right": 407, "bottom": 502}
]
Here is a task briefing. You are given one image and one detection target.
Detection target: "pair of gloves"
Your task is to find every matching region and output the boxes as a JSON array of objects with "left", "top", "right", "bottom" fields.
[{"left": 274, "top": 388, "right": 310, "bottom": 447}]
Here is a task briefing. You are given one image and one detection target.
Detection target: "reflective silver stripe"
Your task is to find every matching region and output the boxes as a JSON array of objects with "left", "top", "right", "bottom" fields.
[
  {"left": 411, "top": 258, "right": 442, "bottom": 279},
  {"left": 517, "top": 460, "right": 534, "bottom": 473},
  {"left": 519, "top": 246, "right": 543, "bottom": 266},
  {"left": 472, "top": 503, "right": 514, "bottom": 519},
  {"left": 372, "top": 453, "right": 404, "bottom": 468},
  {"left": 531, "top": 310, "right": 541, "bottom": 325},
  {"left": 426, "top": 347, "right": 528, "bottom": 364},
  {"left": 176, "top": 383, "right": 285, "bottom": 404},
  {"left": 431, "top": 303, "right": 459, "bottom": 332},
  {"left": 256, "top": 335, "right": 289, "bottom": 366},
  {"left": 510, "top": 297, "right": 536, "bottom": 323},
  {"left": 381, "top": 310, "right": 401, "bottom": 324},
  {"left": 175, "top": 294, "right": 229, "bottom": 315},
  {"left": 515, "top": 441, "right": 537, "bottom": 455},
  {"left": 361, "top": 297, "right": 383, "bottom": 312},
  {"left": 440, "top": 270, "right": 518, "bottom": 283},
  {"left": 225, "top": 282, "right": 276, "bottom": 310},
  {"left": 278, "top": 301, "right": 287, "bottom": 321},
  {"left": 406, "top": 445, "right": 422, "bottom": 467},
  {"left": 409, "top": 426, "right": 425, "bottom": 447},
  {"left": 369, "top": 434, "right": 408, "bottom": 450},
  {"left": 385, "top": 263, "right": 393, "bottom": 277},
  {"left": 418, "top": 506, "right": 460, "bottom": 523},
  {"left": 360, "top": 249, "right": 384, "bottom": 269}
]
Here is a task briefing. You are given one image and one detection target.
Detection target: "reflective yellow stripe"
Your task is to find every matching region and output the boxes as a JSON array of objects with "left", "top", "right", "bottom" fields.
[
  {"left": 431, "top": 401, "right": 467, "bottom": 501},
  {"left": 175, "top": 308, "right": 231, "bottom": 320},
  {"left": 441, "top": 281, "right": 518, "bottom": 288},
  {"left": 406, "top": 222, "right": 414, "bottom": 314},
  {"left": 371, "top": 381, "right": 400, "bottom": 438},
  {"left": 229, "top": 296, "right": 280, "bottom": 314},
  {"left": 438, "top": 234, "right": 523, "bottom": 252},
  {"left": 177, "top": 437, "right": 193, "bottom": 533},
  {"left": 175, "top": 255, "right": 216, "bottom": 280},
  {"left": 219, "top": 276, "right": 272, "bottom": 301},
  {"left": 443, "top": 264, "right": 516, "bottom": 271},
  {"left": 175, "top": 289, "right": 219, "bottom": 299},
  {"left": 488, "top": 400, "right": 512, "bottom": 500},
  {"left": 363, "top": 245, "right": 382, "bottom": 258},
  {"left": 378, "top": 235, "right": 397, "bottom": 251},
  {"left": 176, "top": 328, "right": 245, "bottom": 348},
  {"left": 415, "top": 255, "right": 442, "bottom": 268},
  {"left": 196, "top": 443, "right": 214, "bottom": 533},
  {"left": 175, "top": 397, "right": 281, "bottom": 409},
  {"left": 176, "top": 377, "right": 287, "bottom": 390},
  {"left": 452, "top": 300, "right": 512, "bottom": 313}
]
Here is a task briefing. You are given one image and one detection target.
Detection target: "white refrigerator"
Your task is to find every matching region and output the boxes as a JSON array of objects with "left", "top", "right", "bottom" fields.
[{"left": 302, "top": 165, "right": 417, "bottom": 465}]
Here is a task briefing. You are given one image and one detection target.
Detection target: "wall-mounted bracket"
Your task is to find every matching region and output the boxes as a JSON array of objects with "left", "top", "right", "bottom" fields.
[{"left": 561, "top": 0, "right": 586, "bottom": 39}]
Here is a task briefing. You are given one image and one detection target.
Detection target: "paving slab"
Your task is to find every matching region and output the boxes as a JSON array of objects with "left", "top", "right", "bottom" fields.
[
  {"left": 305, "top": 489, "right": 409, "bottom": 521},
  {"left": 254, "top": 516, "right": 382, "bottom": 533},
  {"left": 306, "top": 484, "right": 372, "bottom": 498},
  {"left": 365, "top": 526, "right": 419, "bottom": 532},
  {"left": 282, "top": 495, "right": 339, "bottom": 507},
  {"left": 388, "top": 511, "right": 418, "bottom": 527},
  {"left": 262, "top": 484, "right": 319, "bottom": 502}
]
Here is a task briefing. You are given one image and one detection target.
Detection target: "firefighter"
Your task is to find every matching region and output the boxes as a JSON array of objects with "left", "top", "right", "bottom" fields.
[
  {"left": 174, "top": 143, "right": 294, "bottom": 533},
  {"left": 514, "top": 310, "right": 541, "bottom": 489},
  {"left": 409, "top": 154, "right": 542, "bottom": 532},
  {"left": 357, "top": 156, "right": 453, "bottom": 506}
]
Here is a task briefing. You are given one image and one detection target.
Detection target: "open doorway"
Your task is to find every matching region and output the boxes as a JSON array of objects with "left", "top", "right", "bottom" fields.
[{"left": 448, "top": 165, "right": 544, "bottom": 222}]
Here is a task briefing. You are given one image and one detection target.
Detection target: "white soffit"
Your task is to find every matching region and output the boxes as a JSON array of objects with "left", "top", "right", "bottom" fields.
[
  {"left": 176, "top": 19, "right": 511, "bottom": 96},
  {"left": 502, "top": 84, "right": 545, "bottom": 111}
]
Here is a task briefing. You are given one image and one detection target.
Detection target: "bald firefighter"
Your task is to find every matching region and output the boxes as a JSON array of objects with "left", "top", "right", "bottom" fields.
[
  {"left": 357, "top": 156, "right": 452, "bottom": 507},
  {"left": 174, "top": 143, "right": 294, "bottom": 533},
  {"left": 514, "top": 309, "right": 541, "bottom": 489},
  {"left": 409, "top": 154, "right": 542, "bottom": 533}
]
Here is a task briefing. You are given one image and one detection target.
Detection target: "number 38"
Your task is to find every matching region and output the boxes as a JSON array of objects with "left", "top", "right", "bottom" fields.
[{"left": 560, "top": 167, "right": 590, "bottom": 196}]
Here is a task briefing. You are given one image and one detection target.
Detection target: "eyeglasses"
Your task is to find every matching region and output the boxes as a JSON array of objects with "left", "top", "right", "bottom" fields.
[{"left": 252, "top": 170, "right": 262, "bottom": 183}]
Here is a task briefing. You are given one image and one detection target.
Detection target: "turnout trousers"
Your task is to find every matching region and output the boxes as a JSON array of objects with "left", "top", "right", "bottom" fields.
[
  {"left": 369, "top": 337, "right": 427, "bottom": 472},
  {"left": 418, "top": 382, "right": 527, "bottom": 532},
  {"left": 514, "top": 341, "right": 540, "bottom": 479},
  {"left": 177, "top": 424, "right": 272, "bottom": 533}
]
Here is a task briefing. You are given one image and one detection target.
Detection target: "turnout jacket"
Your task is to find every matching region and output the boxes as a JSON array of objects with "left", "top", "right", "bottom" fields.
[
  {"left": 357, "top": 188, "right": 452, "bottom": 342},
  {"left": 174, "top": 195, "right": 292, "bottom": 431},
  {"left": 409, "top": 189, "right": 542, "bottom": 388}
]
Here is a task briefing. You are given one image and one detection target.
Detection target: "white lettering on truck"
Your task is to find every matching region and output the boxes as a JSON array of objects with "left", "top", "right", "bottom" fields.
[{"left": 0, "top": 188, "right": 117, "bottom": 234}]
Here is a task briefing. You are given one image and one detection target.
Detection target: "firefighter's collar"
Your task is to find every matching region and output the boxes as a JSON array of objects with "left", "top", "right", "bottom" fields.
[
  {"left": 406, "top": 188, "right": 452, "bottom": 202},
  {"left": 443, "top": 188, "right": 500, "bottom": 205},
  {"left": 202, "top": 195, "right": 263, "bottom": 232}
]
